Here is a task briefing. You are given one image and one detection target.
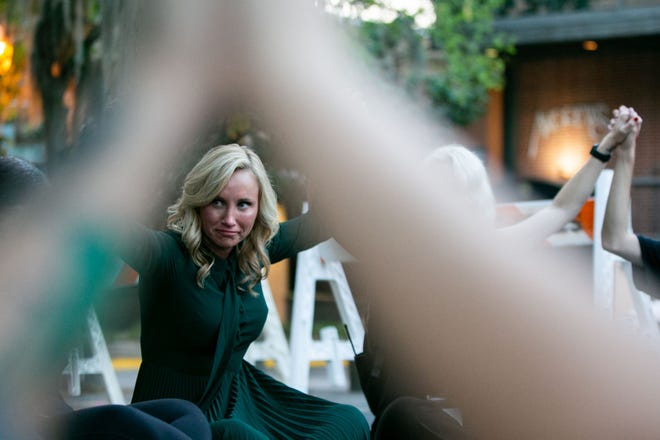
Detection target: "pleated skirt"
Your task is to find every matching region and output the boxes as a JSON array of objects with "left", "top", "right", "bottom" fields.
[{"left": 132, "top": 360, "right": 370, "bottom": 440}]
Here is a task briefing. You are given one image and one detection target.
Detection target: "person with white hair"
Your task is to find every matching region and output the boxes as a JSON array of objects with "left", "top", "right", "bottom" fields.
[
  {"left": 424, "top": 145, "right": 497, "bottom": 226},
  {"left": 426, "top": 109, "right": 637, "bottom": 245}
]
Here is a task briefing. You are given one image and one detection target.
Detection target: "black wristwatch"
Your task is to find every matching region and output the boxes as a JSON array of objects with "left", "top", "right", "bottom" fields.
[{"left": 590, "top": 144, "right": 611, "bottom": 163}]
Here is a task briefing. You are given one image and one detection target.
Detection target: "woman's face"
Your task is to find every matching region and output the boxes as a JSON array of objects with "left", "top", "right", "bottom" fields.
[{"left": 199, "top": 168, "right": 260, "bottom": 259}]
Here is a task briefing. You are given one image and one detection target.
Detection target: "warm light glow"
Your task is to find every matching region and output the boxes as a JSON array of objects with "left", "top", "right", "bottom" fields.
[
  {"left": 582, "top": 40, "right": 598, "bottom": 51},
  {"left": 0, "top": 58, "right": 11, "bottom": 73},
  {"left": 526, "top": 104, "right": 608, "bottom": 183},
  {"left": 557, "top": 149, "right": 584, "bottom": 180},
  {"left": 50, "top": 62, "right": 61, "bottom": 78},
  {"left": 0, "top": 31, "right": 13, "bottom": 75},
  {"left": 485, "top": 47, "right": 498, "bottom": 58}
]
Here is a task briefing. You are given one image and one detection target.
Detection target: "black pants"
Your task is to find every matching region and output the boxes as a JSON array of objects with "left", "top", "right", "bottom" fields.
[
  {"left": 52, "top": 399, "right": 211, "bottom": 440},
  {"left": 373, "top": 396, "right": 473, "bottom": 440}
]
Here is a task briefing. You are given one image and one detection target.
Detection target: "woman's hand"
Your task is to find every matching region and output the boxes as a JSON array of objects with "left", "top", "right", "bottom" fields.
[{"left": 607, "top": 105, "right": 643, "bottom": 152}]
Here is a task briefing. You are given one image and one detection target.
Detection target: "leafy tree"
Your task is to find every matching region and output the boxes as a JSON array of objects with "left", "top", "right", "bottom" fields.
[
  {"left": 357, "top": 13, "right": 425, "bottom": 90},
  {"left": 0, "top": 36, "right": 25, "bottom": 123},
  {"left": 426, "top": 0, "right": 515, "bottom": 125},
  {"left": 0, "top": 0, "right": 39, "bottom": 156},
  {"left": 340, "top": 0, "right": 515, "bottom": 126},
  {"left": 31, "top": 0, "right": 77, "bottom": 169},
  {"left": 28, "top": 0, "right": 145, "bottom": 170}
]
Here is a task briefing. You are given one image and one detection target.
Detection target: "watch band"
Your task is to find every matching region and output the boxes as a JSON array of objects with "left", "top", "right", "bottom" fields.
[{"left": 590, "top": 144, "right": 611, "bottom": 163}]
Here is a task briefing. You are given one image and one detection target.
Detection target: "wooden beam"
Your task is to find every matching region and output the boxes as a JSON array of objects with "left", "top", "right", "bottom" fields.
[{"left": 494, "top": 6, "right": 660, "bottom": 45}]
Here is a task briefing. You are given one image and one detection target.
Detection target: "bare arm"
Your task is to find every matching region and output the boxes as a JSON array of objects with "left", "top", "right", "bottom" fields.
[
  {"left": 602, "top": 107, "right": 644, "bottom": 266},
  {"left": 497, "top": 107, "right": 633, "bottom": 245}
]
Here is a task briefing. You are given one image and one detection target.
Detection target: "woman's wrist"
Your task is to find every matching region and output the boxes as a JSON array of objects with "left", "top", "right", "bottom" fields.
[
  {"left": 590, "top": 144, "right": 611, "bottom": 163},
  {"left": 616, "top": 146, "right": 635, "bottom": 162},
  {"left": 598, "top": 133, "right": 621, "bottom": 154}
]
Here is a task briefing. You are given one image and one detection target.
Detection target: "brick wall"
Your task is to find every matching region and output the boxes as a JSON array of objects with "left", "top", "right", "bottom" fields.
[{"left": 506, "top": 35, "right": 660, "bottom": 234}]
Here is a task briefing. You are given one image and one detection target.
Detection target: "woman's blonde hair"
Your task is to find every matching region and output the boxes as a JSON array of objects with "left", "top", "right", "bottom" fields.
[
  {"left": 424, "top": 144, "right": 497, "bottom": 225},
  {"left": 167, "top": 144, "right": 279, "bottom": 292}
]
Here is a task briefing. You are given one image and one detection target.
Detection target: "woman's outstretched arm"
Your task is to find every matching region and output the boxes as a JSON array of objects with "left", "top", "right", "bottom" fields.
[
  {"left": 602, "top": 106, "right": 644, "bottom": 266},
  {"left": 497, "top": 106, "right": 638, "bottom": 246}
]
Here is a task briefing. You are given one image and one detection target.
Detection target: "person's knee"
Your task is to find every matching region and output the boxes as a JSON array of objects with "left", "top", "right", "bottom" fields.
[
  {"left": 58, "top": 405, "right": 154, "bottom": 439},
  {"left": 132, "top": 398, "right": 202, "bottom": 421},
  {"left": 83, "top": 404, "right": 141, "bottom": 423},
  {"left": 380, "top": 396, "right": 420, "bottom": 421},
  {"left": 375, "top": 396, "right": 466, "bottom": 440},
  {"left": 131, "top": 399, "right": 210, "bottom": 439}
]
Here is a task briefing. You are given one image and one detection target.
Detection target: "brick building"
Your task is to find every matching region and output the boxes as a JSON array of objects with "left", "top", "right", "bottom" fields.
[{"left": 482, "top": 1, "right": 660, "bottom": 235}]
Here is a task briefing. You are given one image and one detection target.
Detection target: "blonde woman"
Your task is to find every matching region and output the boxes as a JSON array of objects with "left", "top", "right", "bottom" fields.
[{"left": 121, "top": 144, "right": 369, "bottom": 439}]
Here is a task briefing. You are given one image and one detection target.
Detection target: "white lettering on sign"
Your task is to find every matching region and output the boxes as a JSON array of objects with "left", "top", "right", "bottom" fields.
[{"left": 527, "top": 103, "right": 609, "bottom": 158}]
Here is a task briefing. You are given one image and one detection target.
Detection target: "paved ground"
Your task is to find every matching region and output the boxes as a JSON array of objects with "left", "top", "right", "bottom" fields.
[{"left": 62, "top": 339, "right": 375, "bottom": 426}]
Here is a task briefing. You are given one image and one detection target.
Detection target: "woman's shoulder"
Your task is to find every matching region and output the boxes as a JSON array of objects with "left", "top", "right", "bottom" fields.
[
  {"left": 122, "top": 224, "right": 187, "bottom": 265},
  {"left": 161, "top": 228, "right": 189, "bottom": 253},
  {"left": 267, "top": 212, "right": 331, "bottom": 263}
]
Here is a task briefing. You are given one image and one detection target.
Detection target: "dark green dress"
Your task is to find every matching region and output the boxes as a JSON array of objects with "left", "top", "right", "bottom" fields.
[{"left": 121, "top": 214, "right": 369, "bottom": 439}]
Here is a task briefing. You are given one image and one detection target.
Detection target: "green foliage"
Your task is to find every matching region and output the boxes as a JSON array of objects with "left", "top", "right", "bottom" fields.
[
  {"left": 357, "top": 12, "right": 425, "bottom": 86},
  {"left": 347, "top": 0, "right": 515, "bottom": 126},
  {"left": 85, "top": 0, "right": 102, "bottom": 23},
  {"left": 0, "top": 0, "right": 42, "bottom": 24},
  {"left": 0, "top": 40, "right": 27, "bottom": 121},
  {"left": 426, "top": 0, "right": 515, "bottom": 125}
]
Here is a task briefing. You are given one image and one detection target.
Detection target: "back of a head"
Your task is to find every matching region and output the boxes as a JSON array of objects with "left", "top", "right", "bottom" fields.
[
  {"left": 0, "top": 156, "right": 49, "bottom": 218},
  {"left": 424, "top": 145, "right": 496, "bottom": 225}
]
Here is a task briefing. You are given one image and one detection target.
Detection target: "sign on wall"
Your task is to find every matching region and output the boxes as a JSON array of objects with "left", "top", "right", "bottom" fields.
[{"left": 521, "top": 103, "right": 610, "bottom": 182}]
